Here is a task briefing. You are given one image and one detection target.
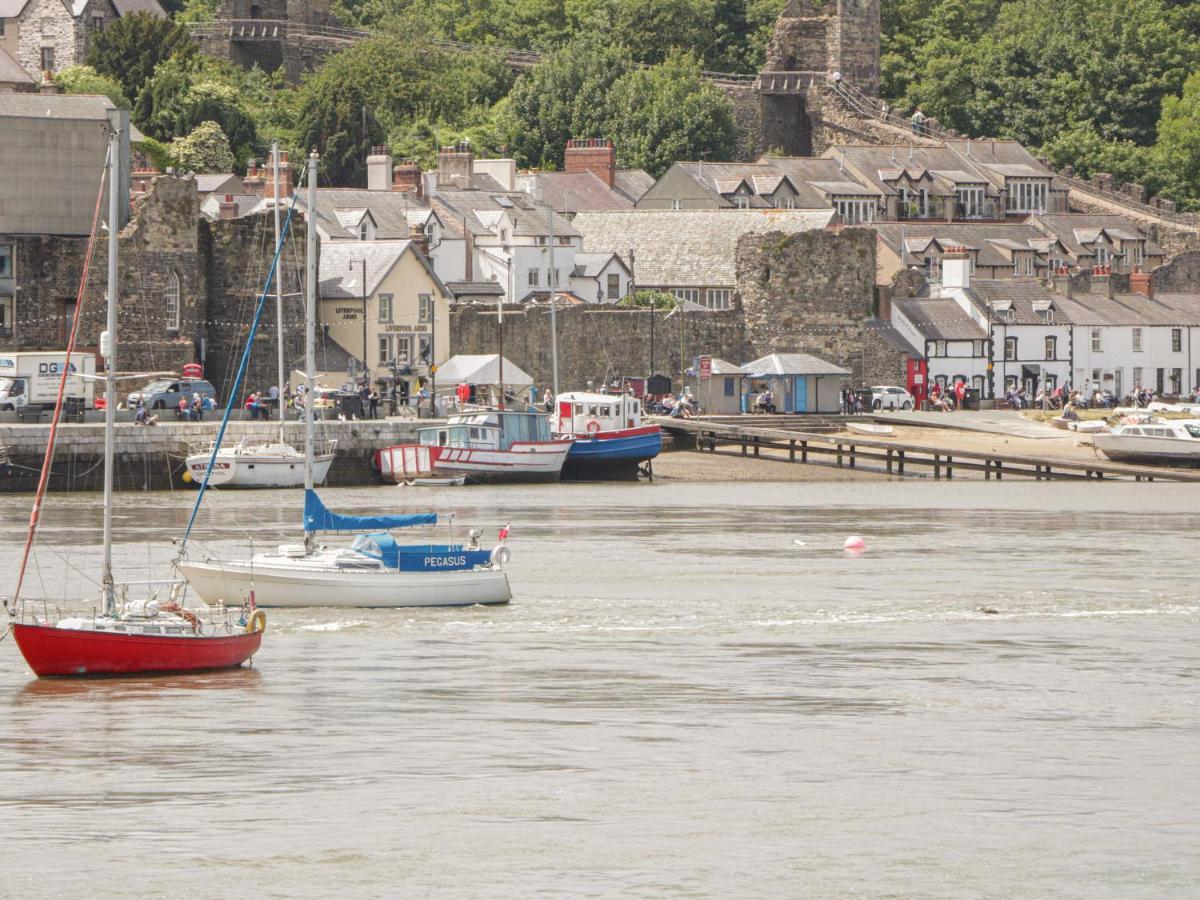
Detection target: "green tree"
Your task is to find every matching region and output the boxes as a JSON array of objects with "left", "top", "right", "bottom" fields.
[
  {"left": 604, "top": 51, "right": 736, "bottom": 177},
  {"left": 85, "top": 12, "right": 195, "bottom": 106},
  {"left": 169, "top": 120, "right": 236, "bottom": 173},
  {"left": 1154, "top": 71, "right": 1200, "bottom": 208},
  {"left": 53, "top": 65, "right": 130, "bottom": 108},
  {"left": 564, "top": 0, "right": 717, "bottom": 66},
  {"left": 504, "top": 34, "right": 633, "bottom": 168}
]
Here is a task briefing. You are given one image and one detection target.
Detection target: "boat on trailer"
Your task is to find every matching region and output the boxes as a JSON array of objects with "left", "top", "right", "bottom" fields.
[{"left": 550, "top": 391, "right": 661, "bottom": 478}]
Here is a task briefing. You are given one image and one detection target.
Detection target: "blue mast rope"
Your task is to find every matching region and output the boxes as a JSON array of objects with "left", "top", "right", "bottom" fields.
[{"left": 181, "top": 180, "right": 304, "bottom": 546}]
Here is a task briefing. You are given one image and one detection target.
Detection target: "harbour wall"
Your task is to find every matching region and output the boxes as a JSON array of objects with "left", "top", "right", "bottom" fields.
[{"left": 0, "top": 419, "right": 424, "bottom": 493}]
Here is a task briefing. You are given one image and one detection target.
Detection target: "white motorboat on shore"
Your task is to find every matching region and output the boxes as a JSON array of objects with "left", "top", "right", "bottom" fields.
[
  {"left": 1093, "top": 417, "right": 1200, "bottom": 465},
  {"left": 185, "top": 437, "right": 336, "bottom": 487}
]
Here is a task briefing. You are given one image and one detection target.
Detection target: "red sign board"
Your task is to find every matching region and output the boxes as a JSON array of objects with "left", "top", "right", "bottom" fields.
[{"left": 698, "top": 355, "right": 712, "bottom": 380}]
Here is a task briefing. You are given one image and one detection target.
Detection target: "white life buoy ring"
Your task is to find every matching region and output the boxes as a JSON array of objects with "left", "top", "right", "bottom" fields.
[
  {"left": 490, "top": 544, "right": 511, "bottom": 568},
  {"left": 586, "top": 418, "right": 601, "bottom": 435}
]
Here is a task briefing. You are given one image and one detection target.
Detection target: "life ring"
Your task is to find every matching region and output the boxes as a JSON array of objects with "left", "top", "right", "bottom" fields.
[
  {"left": 490, "top": 544, "right": 511, "bottom": 568},
  {"left": 586, "top": 419, "right": 601, "bottom": 435},
  {"left": 161, "top": 601, "right": 200, "bottom": 633},
  {"left": 245, "top": 609, "right": 267, "bottom": 634}
]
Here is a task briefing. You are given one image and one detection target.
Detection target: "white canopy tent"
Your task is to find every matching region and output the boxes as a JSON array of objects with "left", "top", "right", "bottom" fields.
[{"left": 434, "top": 354, "right": 536, "bottom": 409}]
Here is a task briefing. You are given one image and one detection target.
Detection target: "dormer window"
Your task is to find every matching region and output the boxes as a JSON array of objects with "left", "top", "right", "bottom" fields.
[
  {"left": 734, "top": 195, "right": 750, "bottom": 209},
  {"left": 1008, "top": 179, "right": 1048, "bottom": 214},
  {"left": 956, "top": 187, "right": 985, "bottom": 219},
  {"left": 500, "top": 229, "right": 510, "bottom": 244},
  {"left": 359, "top": 221, "right": 370, "bottom": 240},
  {"left": 1042, "top": 308, "right": 1055, "bottom": 325}
]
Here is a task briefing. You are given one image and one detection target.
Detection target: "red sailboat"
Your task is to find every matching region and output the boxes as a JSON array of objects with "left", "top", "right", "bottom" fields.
[{"left": 4, "top": 111, "right": 263, "bottom": 677}]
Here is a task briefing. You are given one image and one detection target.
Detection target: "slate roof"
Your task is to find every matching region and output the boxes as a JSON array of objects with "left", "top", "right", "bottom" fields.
[
  {"left": 943, "top": 140, "right": 1058, "bottom": 191},
  {"left": 0, "top": 47, "right": 33, "bottom": 86},
  {"left": 524, "top": 171, "right": 633, "bottom": 212},
  {"left": 964, "top": 280, "right": 1067, "bottom": 325},
  {"left": 1029, "top": 214, "right": 1165, "bottom": 258},
  {"left": 110, "top": 0, "right": 166, "bottom": 14},
  {"left": 573, "top": 209, "right": 834, "bottom": 288},
  {"left": 613, "top": 169, "right": 654, "bottom": 203},
  {"left": 318, "top": 239, "right": 445, "bottom": 299},
  {"left": 0, "top": 0, "right": 31, "bottom": 16},
  {"left": 571, "top": 252, "right": 624, "bottom": 277},
  {"left": 1054, "top": 291, "right": 1200, "bottom": 327},
  {"left": 433, "top": 189, "right": 578, "bottom": 239},
  {"left": 0, "top": 92, "right": 124, "bottom": 120},
  {"left": 894, "top": 297, "right": 987, "bottom": 341},
  {"left": 742, "top": 352, "right": 850, "bottom": 376},
  {"left": 298, "top": 188, "right": 428, "bottom": 240},
  {"left": 875, "top": 223, "right": 1052, "bottom": 268},
  {"left": 825, "top": 144, "right": 998, "bottom": 196},
  {"left": 445, "top": 280, "right": 506, "bottom": 300},
  {"left": 194, "top": 173, "right": 243, "bottom": 194},
  {"left": 706, "top": 358, "right": 748, "bottom": 375}
]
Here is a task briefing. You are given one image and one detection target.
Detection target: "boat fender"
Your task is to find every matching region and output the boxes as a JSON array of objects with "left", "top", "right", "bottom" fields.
[
  {"left": 404, "top": 477, "right": 416, "bottom": 487},
  {"left": 490, "top": 545, "right": 511, "bottom": 568},
  {"left": 586, "top": 418, "right": 601, "bottom": 435},
  {"left": 245, "top": 610, "right": 267, "bottom": 634}
]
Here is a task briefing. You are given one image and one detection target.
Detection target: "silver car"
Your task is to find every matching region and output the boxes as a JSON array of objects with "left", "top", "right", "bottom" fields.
[{"left": 870, "top": 385, "right": 915, "bottom": 410}]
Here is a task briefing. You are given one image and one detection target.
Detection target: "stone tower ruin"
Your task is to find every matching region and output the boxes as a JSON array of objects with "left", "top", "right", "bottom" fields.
[
  {"left": 748, "top": 0, "right": 881, "bottom": 158},
  {"left": 200, "top": 0, "right": 341, "bottom": 82}
]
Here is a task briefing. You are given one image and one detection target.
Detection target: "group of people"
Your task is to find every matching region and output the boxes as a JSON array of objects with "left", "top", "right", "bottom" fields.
[
  {"left": 839, "top": 387, "right": 864, "bottom": 415},
  {"left": 176, "top": 392, "right": 215, "bottom": 422},
  {"left": 930, "top": 380, "right": 968, "bottom": 412},
  {"left": 664, "top": 387, "right": 698, "bottom": 418}
]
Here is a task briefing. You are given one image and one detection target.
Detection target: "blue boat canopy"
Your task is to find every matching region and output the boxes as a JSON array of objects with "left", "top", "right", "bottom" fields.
[
  {"left": 349, "top": 533, "right": 492, "bottom": 571},
  {"left": 304, "top": 489, "right": 437, "bottom": 533}
]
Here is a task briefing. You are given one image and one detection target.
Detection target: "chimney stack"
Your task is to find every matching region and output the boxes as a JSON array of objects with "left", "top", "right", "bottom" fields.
[
  {"left": 564, "top": 138, "right": 616, "bottom": 188},
  {"left": 218, "top": 194, "right": 239, "bottom": 220},
  {"left": 367, "top": 146, "right": 393, "bottom": 191},
  {"left": 437, "top": 141, "right": 475, "bottom": 189},
  {"left": 242, "top": 158, "right": 266, "bottom": 197},
  {"left": 409, "top": 222, "right": 430, "bottom": 257},
  {"left": 1130, "top": 270, "right": 1153, "bottom": 300},
  {"left": 941, "top": 245, "right": 972, "bottom": 291},
  {"left": 131, "top": 165, "right": 161, "bottom": 194},
  {"left": 392, "top": 159, "right": 423, "bottom": 196},
  {"left": 268, "top": 148, "right": 293, "bottom": 199}
]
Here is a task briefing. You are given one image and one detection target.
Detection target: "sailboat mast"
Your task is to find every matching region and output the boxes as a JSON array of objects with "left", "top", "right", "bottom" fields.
[
  {"left": 304, "top": 151, "right": 317, "bottom": 497},
  {"left": 548, "top": 207, "right": 559, "bottom": 399},
  {"left": 272, "top": 140, "right": 286, "bottom": 430},
  {"left": 100, "top": 115, "right": 121, "bottom": 616}
]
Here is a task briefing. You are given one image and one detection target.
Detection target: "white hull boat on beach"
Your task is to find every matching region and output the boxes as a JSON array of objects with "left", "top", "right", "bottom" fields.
[
  {"left": 1092, "top": 418, "right": 1200, "bottom": 465},
  {"left": 845, "top": 421, "right": 894, "bottom": 437},
  {"left": 185, "top": 438, "right": 336, "bottom": 487}
]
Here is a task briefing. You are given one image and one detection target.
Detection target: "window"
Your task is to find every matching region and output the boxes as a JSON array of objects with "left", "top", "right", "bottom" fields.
[
  {"left": 1095, "top": 245, "right": 1110, "bottom": 267},
  {"left": 899, "top": 187, "right": 929, "bottom": 218},
  {"left": 419, "top": 335, "right": 431, "bottom": 364},
  {"left": 671, "top": 199, "right": 682, "bottom": 211},
  {"left": 535, "top": 236, "right": 547, "bottom": 246},
  {"left": 549, "top": 268, "right": 560, "bottom": 286},
  {"left": 973, "top": 340, "right": 987, "bottom": 356},
  {"left": 734, "top": 194, "right": 751, "bottom": 209},
  {"left": 1132, "top": 327, "right": 1143, "bottom": 352},
  {"left": 1008, "top": 179, "right": 1048, "bottom": 214},
  {"left": 1171, "top": 368, "right": 1182, "bottom": 394},
  {"left": 972, "top": 375, "right": 985, "bottom": 393},
  {"left": 40, "top": 46, "right": 54, "bottom": 71},
  {"left": 956, "top": 186, "right": 985, "bottom": 218},
  {"left": 706, "top": 288, "right": 732, "bottom": 310},
  {"left": 1044, "top": 336, "right": 1056, "bottom": 360},
  {"left": 1131, "top": 242, "right": 1146, "bottom": 267},
  {"left": 931, "top": 340, "right": 946, "bottom": 357},
  {"left": 527, "top": 268, "right": 539, "bottom": 287},
  {"left": 1133, "top": 366, "right": 1143, "bottom": 387},
  {"left": 606, "top": 273, "right": 620, "bottom": 300},
  {"left": 773, "top": 194, "right": 794, "bottom": 210},
  {"left": 1004, "top": 336, "right": 1017, "bottom": 361},
  {"left": 91, "top": 15, "right": 103, "bottom": 29},
  {"left": 358, "top": 220, "right": 370, "bottom": 241},
  {"left": 1091, "top": 368, "right": 1102, "bottom": 388},
  {"left": 670, "top": 288, "right": 699, "bottom": 305},
  {"left": 249, "top": 3, "right": 261, "bottom": 17},
  {"left": 394, "top": 335, "right": 412, "bottom": 364},
  {"left": 378, "top": 335, "right": 391, "bottom": 366},
  {"left": 1042, "top": 308, "right": 1054, "bottom": 324},
  {"left": 0, "top": 296, "right": 12, "bottom": 338},
  {"left": 1172, "top": 328, "right": 1182, "bottom": 353},
  {"left": 723, "top": 377, "right": 735, "bottom": 397},
  {"left": 500, "top": 229, "right": 509, "bottom": 244},
  {"left": 835, "top": 198, "right": 874, "bottom": 225},
  {"left": 418, "top": 293, "right": 431, "bottom": 323},
  {"left": 1012, "top": 254, "right": 1035, "bottom": 276},
  {"left": 0, "top": 243, "right": 13, "bottom": 294},
  {"left": 165, "top": 271, "right": 180, "bottom": 332},
  {"left": 923, "top": 256, "right": 941, "bottom": 280},
  {"left": 1091, "top": 328, "right": 1102, "bottom": 352},
  {"left": 557, "top": 236, "right": 571, "bottom": 246},
  {"left": 378, "top": 293, "right": 393, "bottom": 323}
]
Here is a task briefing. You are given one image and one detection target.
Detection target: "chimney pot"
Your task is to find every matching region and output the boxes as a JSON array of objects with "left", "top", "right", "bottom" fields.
[
  {"left": 564, "top": 136, "right": 616, "bottom": 188},
  {"left": 1130, "top": 271, "right": 1153, "bottom": 300}
]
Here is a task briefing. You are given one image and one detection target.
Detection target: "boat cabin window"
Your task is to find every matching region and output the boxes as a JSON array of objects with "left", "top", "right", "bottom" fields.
[
  {"left": 599, "top": 405, "right": 611, "bottom": 417},
  {"left": 447, "top": 426, "right": 471, "bottom": 447},
  {"left": 573, "top": 403, "right": 585, "bottom": 415},
  {"left": 351, "top": 535, "right": 384, "bottom": 556},
  {"left": 470, "top": 427, "right": 482, "bottom": 439},
  {"left": 143, "top": 626, "right": 161, "bottom": 634},
  {"left": 499, "top": 413, "right": 549, "bottom": 448},
  {"left": 1186, "top": 424, "right": 1200, "bottom": 439}
]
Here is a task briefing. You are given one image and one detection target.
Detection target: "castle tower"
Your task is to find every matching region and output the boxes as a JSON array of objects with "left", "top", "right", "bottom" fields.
[{"left": 764, "top": 0, "right": 880, "bottom": 98}]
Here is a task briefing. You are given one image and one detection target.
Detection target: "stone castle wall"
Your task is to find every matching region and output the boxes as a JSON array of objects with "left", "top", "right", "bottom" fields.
[
  {"left": 736, "top": 227, "right": 906, "bottom": 384},
  {"left": 450, "top": 305, "right": 747, "bottom": 390}
]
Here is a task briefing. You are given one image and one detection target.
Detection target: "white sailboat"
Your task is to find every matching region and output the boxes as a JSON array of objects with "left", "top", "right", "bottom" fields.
[
  {"left": 177, "top": 152, "right": 512, "bottom": 608},
  {"left": 184, "top": 142, "right": 335, "bottom": 488}
]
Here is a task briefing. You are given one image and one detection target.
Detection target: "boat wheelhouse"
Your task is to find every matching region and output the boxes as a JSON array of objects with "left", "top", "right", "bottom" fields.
[
  {"left": 551, "top": 391, "right": 662, "bottom": 479},
  {"left": 1093, "top": 418, "right": 1200, "bottom": 465}
]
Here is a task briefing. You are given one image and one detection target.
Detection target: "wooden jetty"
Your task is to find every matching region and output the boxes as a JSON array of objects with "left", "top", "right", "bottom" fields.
[{"left": 653, "top": 417, "right": 1200, "bottom": 482}]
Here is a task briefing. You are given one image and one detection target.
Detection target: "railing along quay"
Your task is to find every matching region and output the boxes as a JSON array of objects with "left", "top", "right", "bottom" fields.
[{"left": 651, "top": 417, "right": 1200, "bottom": 482}]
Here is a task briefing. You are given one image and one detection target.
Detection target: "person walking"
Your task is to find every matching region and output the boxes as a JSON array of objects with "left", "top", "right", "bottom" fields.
[
  {"left": 911, "top": 108, "right": 926, "bottom": 136},
  {"left": 368, "top": 388, "right": 379, "bottom": 420},
  {"left": 954, "top": 379, "right": 966, "bottom": 411}
]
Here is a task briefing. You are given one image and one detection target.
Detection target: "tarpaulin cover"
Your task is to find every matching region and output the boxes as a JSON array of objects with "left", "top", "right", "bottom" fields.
[{"left": 304, "top": 489, "right": 437, "bottom": 533}]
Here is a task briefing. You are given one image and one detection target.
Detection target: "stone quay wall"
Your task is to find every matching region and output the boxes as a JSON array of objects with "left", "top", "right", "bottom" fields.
[
  {"left": 0, "top": 418, "right": 421, "bottom": 493},
  {"left": 450, "top": 305, "right": 747, "bottom": 391}
]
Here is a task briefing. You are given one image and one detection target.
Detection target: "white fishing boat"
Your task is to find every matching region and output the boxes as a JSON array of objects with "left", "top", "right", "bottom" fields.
[
  {"left": 846, "top": 421, "right": 894, "bottom": 437},
  {"left": 185, "top": 438, "right": 336, "bottom": 487},
  {"left": 375, "top": 409, "right": 572, "bottom": 484},
  {"left": 1093, "top": 417, "right": 1200, "bottom": 465},
  {"left": 177, "top": 152, "right": 511, "bottom": 609},
  {"left": 398, "top": 474, "right": 467, "bottom": 487}
]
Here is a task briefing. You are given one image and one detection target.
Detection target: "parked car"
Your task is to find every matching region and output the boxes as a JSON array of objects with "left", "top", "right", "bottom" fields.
[
  {"left": 126, "top": 378, "right": 219, "bottom": 410},
  {"left": 870, "top": 385, "right": 915, "bottom": 410}
]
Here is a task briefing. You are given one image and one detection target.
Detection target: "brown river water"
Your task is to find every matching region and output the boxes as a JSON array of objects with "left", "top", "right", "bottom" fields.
[{"left": 0, "top": 480, "right": 1197, "bottom": 897}]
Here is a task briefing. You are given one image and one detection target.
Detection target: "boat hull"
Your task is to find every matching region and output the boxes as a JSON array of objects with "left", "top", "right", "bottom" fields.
[
  {"left": 559, "top": 427, "right": 662, "bottom": 479},
  {"left": 11, "top": 623, "right": 261, "bottom": 677},
  {"left": 178, "top": 560, "right": 512, "bottom": 608},
  {"left": 185, "top": 451, "right": 335, "bottom": 488},
  {"left": 1092, "top": 435, "right": 1200, "bottom": 466},
  {"left": 376, "top": 441, "right": 570, "bottom": 485}
]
